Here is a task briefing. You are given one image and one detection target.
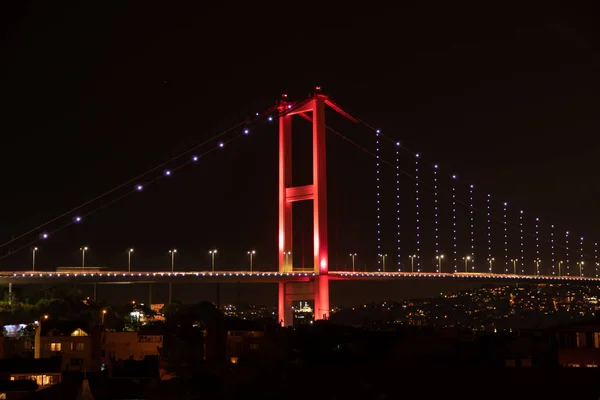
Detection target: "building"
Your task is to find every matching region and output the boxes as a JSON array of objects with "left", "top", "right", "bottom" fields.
[
  {"left": 204, "top": 319, "right": 272, "bottom": 364},
  {"left": 0, "top": 337, "right": 33, "bottom": 359},
  {"left": 34, "top": 321, "right": 100, "bottom": 372},
  {"left": 100, "top": 332, "right": 163, "bottom": 364},
  {"left": 553, "top": 319, "right": 600, "bottom": 367},
  {"left": 0, "top": 357, "right": 62, "bottom": 390}
]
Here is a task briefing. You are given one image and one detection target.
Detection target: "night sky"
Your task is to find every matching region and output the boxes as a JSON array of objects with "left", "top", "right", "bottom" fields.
[{"left": 0, "top": 3, "right": 598, "bottom": 306}]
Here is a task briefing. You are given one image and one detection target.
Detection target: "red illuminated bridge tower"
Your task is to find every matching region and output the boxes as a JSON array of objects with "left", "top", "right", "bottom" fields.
[{"left": 277, "top": 90, "right": 356, "bottom": 327}]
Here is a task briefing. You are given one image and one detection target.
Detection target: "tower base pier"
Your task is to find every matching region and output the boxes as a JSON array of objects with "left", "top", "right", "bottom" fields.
[{"left": 278, "top": 275, "right": 329, "bottom": 327}]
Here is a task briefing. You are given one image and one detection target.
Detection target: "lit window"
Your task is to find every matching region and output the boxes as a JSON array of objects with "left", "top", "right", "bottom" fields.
[
  {"left": 71, "top": 329, "right": 88, "bottom": 337},
  {"left": 576, "top": 332, "right": 587, "bottom": 348},
  {"left": 49, "top": 343, "right": 61, "bottom": 351},
  {"left": 230, "top": 357, "right": 238, "bottom": 364},
  {"left": 250, "top": 343, "right": 259, "bottom": 350},
  {"left": 71, "top": 343, "right": 84, "bottom": 351}
]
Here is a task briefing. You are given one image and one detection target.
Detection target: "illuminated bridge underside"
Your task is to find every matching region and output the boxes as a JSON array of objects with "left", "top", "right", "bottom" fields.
[{"left": 0, "top": 271, "right": 597, "bottom": 285}]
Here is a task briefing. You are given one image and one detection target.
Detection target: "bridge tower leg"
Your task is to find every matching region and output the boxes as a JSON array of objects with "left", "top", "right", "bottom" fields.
[{"left": 278, "top": 92, "right": 330, "bottom": 327}]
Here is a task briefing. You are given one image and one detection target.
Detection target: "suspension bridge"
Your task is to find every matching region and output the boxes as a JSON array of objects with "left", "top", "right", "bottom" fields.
[{"left": 1, "top": 88, "right": 597, "bottom": 327}]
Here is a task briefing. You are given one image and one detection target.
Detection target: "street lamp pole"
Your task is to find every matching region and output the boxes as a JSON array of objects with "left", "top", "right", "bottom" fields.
[
  {"left": 283, "top": 252, "right": 291, "bottom": 269},
  {"left": 209, "top": 250, "right": 217, "bottom": 272},
  {"left": 32, "top": 247, "right": 38, "bottom": 271},
  {"left": 248, "top": 250, "right": 256, "bottom": 272},
  {"left": 436, "top": 255, "right": 444, "bottom": 273},
  {"left": 488, "top": 257, "right": 494, "bottom": 274},
  {"left": 379, "top": 254, "right": 387, "bottom": 272},
  {"left": 558, "top": 260, "right": 563, "bottom": 277},
  {"left": 409, "top": 255, "right": 416, "bottom": 273},
  {"left": 128, "top": 249, "right": 134, "bottom": 272},
  {"left": 80, "top": 247, "right": 88, "bottom": 271},
  {"left": 349, "top": 253, "right": 357, "bottom": 273},
  {"left": 463, "top": 256, "right": 471, "bottom": 272},
  {"left": 579, "top": 261, "right": 584, "bottom": 277},
  {"left": 511, "top": 259, "right": 517, "bottom": 275},
  {"left": 169, "top": 250, "right": 177, "bottom": 272}
]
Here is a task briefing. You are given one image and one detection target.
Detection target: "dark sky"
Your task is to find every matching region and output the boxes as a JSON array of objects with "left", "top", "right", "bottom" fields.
[{"left": 0, "top": 2, "right": 598, "bottom": 305}]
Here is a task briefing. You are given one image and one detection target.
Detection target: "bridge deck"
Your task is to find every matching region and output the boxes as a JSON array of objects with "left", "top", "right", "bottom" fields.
[{"left": 0, "top": 270, "right": 596, "bottom": 284}]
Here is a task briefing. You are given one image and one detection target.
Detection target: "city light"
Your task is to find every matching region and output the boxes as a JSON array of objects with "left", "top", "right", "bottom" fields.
[
  {"left": 165, "top": 170, "right": 171, "bottom": 176},
  {"left": 136, "top": 185, "right": 143, "bottom": 191}
]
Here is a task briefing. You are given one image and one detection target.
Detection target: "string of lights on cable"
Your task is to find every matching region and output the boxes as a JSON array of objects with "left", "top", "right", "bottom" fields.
[
  {"left": 469, "top": 184, "right": 475, "bottom": 271},
  {"left": 415, "top": 153, "right": 421, "bottom": 272},
  {"left": 580, "top": 236, "right": 584, "bottom": 277},
  {"left": 434, "top": 164, "right": 439, "bottom": 271},
  {"left": 328, "top": 106, "right": 600, "bottom": 273},
  {"left": 487, "top": 194, "right": 492, "bottom": 273},
  {"left": 452, "top": 175, "right": 457, "bottom": 272},
  {"left": 535, "top": 217, "right": 540, "bottom": 275},
  {"left": 565, "top": 231, "right": 570, "bottom": 276},
  {"left": 396, "top": 141, "right": 401, "bottom": 271},
  {"left": 0, "top": 100, "right": 308, "bottom": 260},
  {"left": 519, "top": 210, "right": 524, "bottom": 274},
  {"left": 551, "top": 224, "right": 555, "bottom": 275},
  {"left": 375, "top": 129, "right": 382, "bottom": 268},
  {"left": 503, "top": 202, "right": 508, "bottom": 273}
]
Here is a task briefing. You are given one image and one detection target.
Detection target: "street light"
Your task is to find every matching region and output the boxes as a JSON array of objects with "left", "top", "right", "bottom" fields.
[
  {"left": 349, "top": 253, "right": 357, "bottom": 273},
  {"left": 578, "top": 261, "right": 585, "bottom": 277},
  {"left": 101, "top": 309, "right": 107, "bottom": 325},
  {"left": 510, "top": 258, "right": 517, "bottom": 275},
  {"left": 80, "top": 247, "right": 88, "bottom": 270},
  {"left": 463, "top": 256, "right": 471, "bottom": 272},
  {"left": 209, "top": 250, "right": 217, "bottom": 272},
  {"left": 32, "top": 247, "right": 38, "bottom": 271},
  {"left": 488, "top": 257, "right": 495, "bottom": 274},
  {"left": 436, "top": 255, "right": 444, "bottom": 273},
  {"left": 169, "top": 249, "right": 177, "bottom": 272},
  {"left": 247, "top": 250, "right": 256, "bottom": 272},
  {"left": 378, "top": 254, "right": 387, "bottom": 272},
  {"left": 535, "top": 258, "right": 541, "bottom": 275},
  {"left": 283, "top": 252, "right": 291, "bottom": 269},
  {"left": 558, "top": 260, "right": 563, "bottom": 277},
  {"left": 409, "top": 255, "right": 417, "bottom": 273},
  {"left": 128, "top": 249, "right": 134, "bottom": 272}
]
